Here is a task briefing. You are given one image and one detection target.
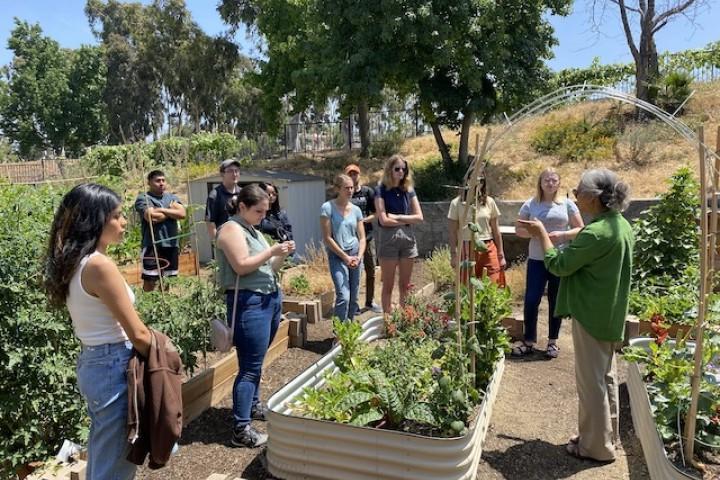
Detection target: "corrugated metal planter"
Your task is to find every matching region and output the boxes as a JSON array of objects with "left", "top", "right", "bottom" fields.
[
  {"left": 266, "top": 316, "right": 505, "bottom": 480},
  {"left": 627, "top": 337, "right": 699, "bottom": 480}
]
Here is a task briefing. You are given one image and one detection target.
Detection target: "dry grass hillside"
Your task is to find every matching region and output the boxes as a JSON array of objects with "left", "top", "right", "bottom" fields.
[{"left": 265, "top": 80, "right": 720, "bottom": 200}]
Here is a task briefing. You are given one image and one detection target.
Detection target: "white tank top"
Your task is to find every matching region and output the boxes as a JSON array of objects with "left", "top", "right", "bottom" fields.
[{"left": 67, "top": 252, "right": 134, "bottom": 346}]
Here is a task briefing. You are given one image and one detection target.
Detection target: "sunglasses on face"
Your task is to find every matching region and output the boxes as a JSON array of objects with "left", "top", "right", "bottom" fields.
[{"left": 393, "top": 166, "right": 408, "bottom": 172}]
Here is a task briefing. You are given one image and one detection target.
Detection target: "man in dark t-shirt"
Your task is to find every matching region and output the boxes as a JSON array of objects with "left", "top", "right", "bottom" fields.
[
  {"left": 205, "top": 159, "right": 242, "bottom": 239},
  {"left": 134, "top": 170, "right": 186, "bottom": 291},
  {"left": 345, "top": 164, "right": 382, "bottom": 313}
]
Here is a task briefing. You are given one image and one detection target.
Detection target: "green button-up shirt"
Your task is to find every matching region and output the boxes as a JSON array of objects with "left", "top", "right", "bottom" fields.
[{"left": 544, "top": 210, "right": 634, "bottom": 342}]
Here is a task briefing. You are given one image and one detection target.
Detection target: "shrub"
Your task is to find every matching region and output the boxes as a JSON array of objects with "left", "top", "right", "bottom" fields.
[
  {"left": 425, "top": 246, "right": 454, "bottom": 290},
  {"left": 531, "top": 116, "right": 618, "bottom": 162},
  {"left": 81, "top": 132, "right": 257, "bottom": 177},
  {"left": 0, "top": 184, "right": 87, "bottom": 475},
  {"left": 82, "top": 144, "right": 148, "bottom": 176},
  {"left": 413, "top": 157, "right": 467, "bottom": 201},
  {"left": 655, "top": 71, "right": 693, "bottom": 115},
  {"left": 189, "top": 132, "right": 255, "bottom": 164}
]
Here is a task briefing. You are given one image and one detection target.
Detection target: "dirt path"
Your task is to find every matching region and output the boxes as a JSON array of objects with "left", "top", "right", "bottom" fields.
[{"left": 476, "top": 304, "right": 650, "bottom": 480}]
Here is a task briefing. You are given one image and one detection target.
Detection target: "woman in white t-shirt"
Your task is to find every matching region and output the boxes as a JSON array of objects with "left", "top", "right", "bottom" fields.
[
  {"left": 45, "top": 184, "right": 152, "bottom": 480},
  {"left": 514, "top": 168, "right": 584, "bottom": 358}
]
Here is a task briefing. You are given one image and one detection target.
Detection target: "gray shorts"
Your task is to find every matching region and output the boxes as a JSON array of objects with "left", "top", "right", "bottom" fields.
[{"left": 377, "top": 225, "right": 418, "bottom": 259}]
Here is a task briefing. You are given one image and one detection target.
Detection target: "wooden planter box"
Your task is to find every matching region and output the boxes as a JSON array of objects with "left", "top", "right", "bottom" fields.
[
  {"left": 25, "top": 460, "right": 86, "bottom": 480},
  {"left": 627, "top": 337, "right": 700, "bottom": 480},
  {"left": 265, "top": 316, "right": 505, "bottom": 480},
  {"left": 501, "top": 317, "right": 523, "bottom": 341},
  {"left": 120, "top": 250, "right": 199, "bottom": 286},
  {"left": 182, "top": 319, "right": 290, "bottom": 425}
]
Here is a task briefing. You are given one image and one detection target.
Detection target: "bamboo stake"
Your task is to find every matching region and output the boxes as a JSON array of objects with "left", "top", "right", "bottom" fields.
[
  {"left": 468, "top": 133, "right": 481, "bottom": 382},
  {"left": 685, "top": 126, "right": 708, "bottom": 462},
  {"left": 454, "top": 130, "right": 490, "bottom": 365}
]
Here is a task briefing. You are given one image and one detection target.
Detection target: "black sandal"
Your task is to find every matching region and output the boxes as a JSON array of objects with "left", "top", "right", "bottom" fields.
[{"left": 510, "top": 342, "right": 534, "bottom": 357}]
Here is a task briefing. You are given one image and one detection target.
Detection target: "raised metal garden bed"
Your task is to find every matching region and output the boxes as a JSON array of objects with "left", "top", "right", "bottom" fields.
[
  {"left": 266, "top": 316, "right": 505, "bottom": 480},
  {"left": 627, "top": 337, "right": 699, "bottom": 480}
]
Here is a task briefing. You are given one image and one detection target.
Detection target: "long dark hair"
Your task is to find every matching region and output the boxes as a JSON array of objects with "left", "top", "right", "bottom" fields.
[
  {"left": 227, "top": 183, "right": 269, "bottom": 216},
  {"left": 45, "top": 183, "right": 122, "bottom": 308},
  {"left": 258, "top": 182, "right": 281, "bottom": 214}
]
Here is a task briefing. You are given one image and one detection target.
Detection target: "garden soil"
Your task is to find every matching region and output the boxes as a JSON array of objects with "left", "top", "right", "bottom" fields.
[{"left": 136, "top": 268, "right": 651, "bottom": 479}]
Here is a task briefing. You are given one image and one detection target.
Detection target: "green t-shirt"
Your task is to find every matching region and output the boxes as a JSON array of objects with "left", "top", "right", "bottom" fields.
[{"left": 544, "top": 210, "right": 634, "bottom": 342}]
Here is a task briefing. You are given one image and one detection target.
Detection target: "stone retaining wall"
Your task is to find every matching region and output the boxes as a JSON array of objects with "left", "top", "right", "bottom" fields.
[{"left": 414, "top": 198, "right": 659, "bottom": 260}]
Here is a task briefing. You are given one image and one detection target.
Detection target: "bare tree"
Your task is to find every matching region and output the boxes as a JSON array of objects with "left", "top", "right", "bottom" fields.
[{"left": 591, "top": 0, "right": 707, "bottom": 105}]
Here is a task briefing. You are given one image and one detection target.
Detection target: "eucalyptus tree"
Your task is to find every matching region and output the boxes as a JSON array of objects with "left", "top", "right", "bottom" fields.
[{"left": 86, "top": 0, "right": 164, "bottom": 142}]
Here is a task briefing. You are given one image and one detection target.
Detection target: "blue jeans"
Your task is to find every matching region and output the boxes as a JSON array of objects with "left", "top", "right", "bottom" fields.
[
  {"left": 328, "top": 248, "right": 361, "bottom": 322},
  {"left": 523, "top": 258, "right": 562, "bottom": 343},
  {"left": 227, "top": 289, "right": 282, "bottom": 428},
  {"left": 76, "top": 341, "right": 136, "bottom": 480}
]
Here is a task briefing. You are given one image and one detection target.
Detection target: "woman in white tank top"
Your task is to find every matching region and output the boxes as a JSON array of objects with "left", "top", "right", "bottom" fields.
[{"left": 45, "top": 184, "right": 152, "bottom": 480}]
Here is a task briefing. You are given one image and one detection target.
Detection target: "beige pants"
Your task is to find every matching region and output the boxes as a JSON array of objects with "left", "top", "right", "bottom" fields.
[{"left": 572, "top": 319, "right": 619, "bottom": 461}]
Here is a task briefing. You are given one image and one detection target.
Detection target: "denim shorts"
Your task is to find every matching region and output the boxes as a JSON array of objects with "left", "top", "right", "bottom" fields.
[{"left": 77, "top": 340, "right": 136, "bottom": 480}]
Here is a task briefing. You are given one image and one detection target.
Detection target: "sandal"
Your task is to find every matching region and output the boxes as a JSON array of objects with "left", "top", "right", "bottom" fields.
[
  {"left": 546, "top": 343, "right": 560, "bottom": 359},
  {"left": 510, "top": 342, "right": 535, "bottom": 357},
  {"left": 566, "top": 440, "right": 615, "bottom": 463}
]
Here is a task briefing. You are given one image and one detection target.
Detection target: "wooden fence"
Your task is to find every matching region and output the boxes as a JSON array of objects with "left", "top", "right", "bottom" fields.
[{"left": 0, "top": 159, "right": 83, "bottom": 184}]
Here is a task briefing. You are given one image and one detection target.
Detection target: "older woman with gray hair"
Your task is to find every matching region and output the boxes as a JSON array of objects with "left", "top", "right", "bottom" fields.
[{"left": 518, "top": 168, "right": 633, "bottom": 463}]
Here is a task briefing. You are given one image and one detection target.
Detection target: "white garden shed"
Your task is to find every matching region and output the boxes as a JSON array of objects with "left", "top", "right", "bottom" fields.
[{"left": 188, "top": 169, "right": 326, "bottom": 264}]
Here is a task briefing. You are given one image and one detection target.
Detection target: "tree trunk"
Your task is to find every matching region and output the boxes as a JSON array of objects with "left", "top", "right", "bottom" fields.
[
  {"left": 358, "top": 101, "right": 370, "bottom": 158},
  {"left": 636, "top": 27, "right": 659, "bottom": 107},
  {"left": 430, "top": 121, "right": 452, "bottom": 170},
  {"left": 458, "top": 110, "right": 474, "bottom": 168}
]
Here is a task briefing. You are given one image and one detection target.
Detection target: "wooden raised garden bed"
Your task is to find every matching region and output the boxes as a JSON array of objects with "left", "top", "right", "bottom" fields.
[
  {"left": 627, "top": 337, "right": 699, "bottom": 480},
  {"left": 120, "top": 250, "right": 199, "bottom": 286},
  {"left": 265, "top": 316, "right": 505, "bottom": 480},
  {"left": 182, "top": 318, "right": 291, "bottom": 425}
]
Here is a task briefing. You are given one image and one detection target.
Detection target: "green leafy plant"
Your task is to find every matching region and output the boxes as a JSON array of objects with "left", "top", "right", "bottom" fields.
[
  {"left": 287, "top": 273, "right": 312, "bottom": 297},
  {"left": 624, "top": 335, "right": 720, "bottom": 447},
  {"left": 0, "top": 184, "right": 87, "bottom": 475},
  {"left": 292, "top": 278, "right": 510, "bottom": 438},
  {"left": 632, "top": 167, "right": 699, "bottom": 285},
  {"left": 134, "top": 276, "right": 225, "bottom": 375}
]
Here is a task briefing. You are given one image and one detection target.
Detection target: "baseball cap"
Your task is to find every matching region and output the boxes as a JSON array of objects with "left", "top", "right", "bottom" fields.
[
  {"left": 219, "top": 159, "right": 242, "bottom": 172},
  {"left": 344, "top": 164, "right": 361, "bottom": 175}
]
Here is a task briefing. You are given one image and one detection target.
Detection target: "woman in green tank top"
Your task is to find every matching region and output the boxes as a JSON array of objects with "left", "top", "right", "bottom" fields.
[{"left": 215, "top": 184, "right": 296, "bottom": 448}]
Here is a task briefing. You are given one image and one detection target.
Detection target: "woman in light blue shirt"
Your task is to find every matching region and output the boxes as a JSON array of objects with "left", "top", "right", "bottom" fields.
[
  {"left": 321, "top": 174, "right": 366, "bottom": 322},
  {"left": 514, "top": 168, "right": 584, "bottom": 358}
]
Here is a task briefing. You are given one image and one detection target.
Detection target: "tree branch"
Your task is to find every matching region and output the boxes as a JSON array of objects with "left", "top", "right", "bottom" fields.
[
  {"left": 653, "top": 0, "right": 698, "bottom": 29},
  {"left": 615, "top": 0, "right": 640, "bottom": 62},
  {"left": 651, "top": 19, "right": 668, "bottom": 34},
  {"left": 608, "top": 0, "right": 642, "bottom": 15}
]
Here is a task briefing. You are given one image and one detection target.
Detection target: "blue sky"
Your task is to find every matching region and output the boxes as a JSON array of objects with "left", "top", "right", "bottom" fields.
[{"left": 0, "top": 1, "right": 718, "bottom": 71}]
